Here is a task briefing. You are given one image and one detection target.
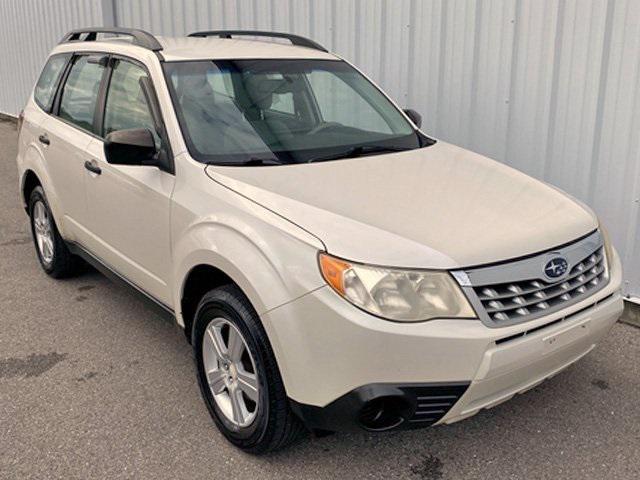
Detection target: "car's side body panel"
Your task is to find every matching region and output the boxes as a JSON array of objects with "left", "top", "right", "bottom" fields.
[
  {"left": 38, "top": 115, "right": 93, "bottom": 241},
  {"left": 18, "top": 108, "right": 89, "bottom": 241},
  {"left": 81, "top": 138, "right": 175, "bottom": 305},
  {"left": 16, "top": 42, "right": 186, "bottom": 307},
  {"left": 17, "top": 99, "right": 52, "bottom": 205}
]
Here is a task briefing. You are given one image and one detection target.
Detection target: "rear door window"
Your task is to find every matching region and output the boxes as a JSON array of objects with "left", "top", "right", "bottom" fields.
[
  {"left": 34, "top": 54, "right": 71, "bottom": 112},
  {"left": 58, "top": 55, "right": 107, "bottom": 133}
]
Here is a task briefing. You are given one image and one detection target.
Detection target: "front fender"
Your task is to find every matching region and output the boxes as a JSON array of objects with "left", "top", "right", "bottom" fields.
[{"left": 172, "top": 215, "right": 325, "bottom": 327}]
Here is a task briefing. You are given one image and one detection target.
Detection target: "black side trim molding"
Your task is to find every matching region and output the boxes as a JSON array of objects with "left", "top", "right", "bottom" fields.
[
  {"left": 290, "top": 382, "right": 470, "bottom": 433},
  {"left": 67, "top": 242, "right": 176, "bottom": 323}
]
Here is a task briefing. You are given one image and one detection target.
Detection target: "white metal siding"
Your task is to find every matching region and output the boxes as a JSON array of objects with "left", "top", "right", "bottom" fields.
[
  {"left": 0, "top": 0, "right": 104, "bottom": 116},
  {"left": 1, "top": 0, "right": 639, "bottom": 297}
]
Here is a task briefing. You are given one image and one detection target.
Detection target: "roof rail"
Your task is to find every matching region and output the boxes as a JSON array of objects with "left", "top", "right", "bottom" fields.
[
  {"left": 59, "top": 27, "right": 163, "bottom": 52},
  {"left": 188, "top": 30, "right": 328, "bottom": 52}
]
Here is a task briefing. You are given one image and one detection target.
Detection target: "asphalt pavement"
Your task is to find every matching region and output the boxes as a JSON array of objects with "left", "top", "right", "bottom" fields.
[{"left": 1, "top": 119, "right": 639, "bottom": 479}]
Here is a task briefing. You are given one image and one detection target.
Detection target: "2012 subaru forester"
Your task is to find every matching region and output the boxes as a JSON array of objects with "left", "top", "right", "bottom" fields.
[{"left": 16, "top": 28, "right": 624, "bottom": 453}]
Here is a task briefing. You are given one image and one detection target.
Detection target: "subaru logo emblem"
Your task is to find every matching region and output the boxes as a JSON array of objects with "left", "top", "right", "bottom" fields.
[{"left": 544, "top": 257, "right": 569, "bottom": 279}]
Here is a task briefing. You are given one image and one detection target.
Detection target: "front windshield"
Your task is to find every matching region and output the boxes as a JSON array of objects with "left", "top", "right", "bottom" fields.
[{"left": 163, "top": 59, "right": 432, "bottom": 165}]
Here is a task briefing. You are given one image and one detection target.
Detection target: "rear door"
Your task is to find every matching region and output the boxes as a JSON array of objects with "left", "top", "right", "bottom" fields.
[
  {"left": 42, "top": 53, "right": 108, "bottom": 241},
  {"left": 83, "top": 56, "right": 175, "bottom": 305}
]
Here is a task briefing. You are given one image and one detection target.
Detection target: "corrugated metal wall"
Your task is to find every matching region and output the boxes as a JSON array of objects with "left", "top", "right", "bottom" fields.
[
  {"left": 0, "top": 0, "right": 105, "bottom": 115},
  {"left": 1, "top": 0, "right": 639, "bottom": 298}
]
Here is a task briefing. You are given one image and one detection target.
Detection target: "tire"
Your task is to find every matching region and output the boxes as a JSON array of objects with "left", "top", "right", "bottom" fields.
[
  {"left": 28, "top": 186, "right": 80, "bottom": 278},
  {"left": 193, "top": 284, "right": 305, "bottom": 453}
]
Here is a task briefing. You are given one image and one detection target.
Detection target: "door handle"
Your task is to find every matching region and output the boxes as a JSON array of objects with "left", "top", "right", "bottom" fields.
[
  {"left": 38, "top": 134, "right": 50, "bottom": 145},
  {"left": 84, "top": 160, "right": 102, "bottom": 175}
]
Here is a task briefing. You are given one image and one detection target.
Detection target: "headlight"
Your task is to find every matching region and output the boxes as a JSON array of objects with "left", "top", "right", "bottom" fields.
[
  {"left": 600, "top": 224, "right": 614, "bottom": 269},
  {"left": 318, "top": 253, "right": 476, "bottom": 322}
]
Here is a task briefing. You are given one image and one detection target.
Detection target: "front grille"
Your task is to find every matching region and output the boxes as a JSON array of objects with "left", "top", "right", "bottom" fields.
[
  {"left": 471, "top": 245, "right": 607, "bottom": 325},
  {"left": 494, "top": 292, "right": 615, "bottom": 345}
]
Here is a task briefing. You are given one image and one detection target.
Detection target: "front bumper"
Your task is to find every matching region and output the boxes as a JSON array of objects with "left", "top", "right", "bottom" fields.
[
  {"left": 290, "top": 382, "right": 471, "bottom": 432},
  {"left": 261, "top": 250, "right": 623, "bottom": 432}
]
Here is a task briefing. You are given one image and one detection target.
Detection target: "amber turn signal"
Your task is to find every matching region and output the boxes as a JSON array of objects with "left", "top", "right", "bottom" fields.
[{"left": 319, "top": 253, "right": 351, "bottom": 295}]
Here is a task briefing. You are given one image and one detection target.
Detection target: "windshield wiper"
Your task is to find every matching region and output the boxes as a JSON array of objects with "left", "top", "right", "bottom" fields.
[
  {"left": 209, "top": 157, "right": 283, "bottom": 167},
  {"left": 307, "top": 145, "right": 413, "bottom": 163}
]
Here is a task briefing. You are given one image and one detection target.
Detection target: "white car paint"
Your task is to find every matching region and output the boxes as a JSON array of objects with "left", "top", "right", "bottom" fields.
[
  {"left": 206, "top": 140, "right": 598, "bottom": 269},
  {"left": 16, "top": 34, "right": 624, "bottom": 429}
]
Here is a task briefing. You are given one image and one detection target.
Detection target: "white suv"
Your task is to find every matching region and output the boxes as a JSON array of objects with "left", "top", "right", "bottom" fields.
[{"left": 17, "top": 28, "right": 624, "bottom": 453}]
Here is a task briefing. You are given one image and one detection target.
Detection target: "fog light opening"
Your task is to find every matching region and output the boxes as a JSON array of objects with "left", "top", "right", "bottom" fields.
[{"left": 358, "top": 397, "right": 409, "bottom": 432}]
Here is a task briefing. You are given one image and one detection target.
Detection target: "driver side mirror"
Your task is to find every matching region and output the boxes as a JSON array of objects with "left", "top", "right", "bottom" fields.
[
  {"left": 403, "top": 109, "right": 422, "bottom": 128},
  {"left": 104, "top": 128, "right": 157, "bottom": 166}
]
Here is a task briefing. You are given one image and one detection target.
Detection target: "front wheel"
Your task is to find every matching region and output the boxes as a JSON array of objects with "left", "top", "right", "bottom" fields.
[{"left": 193, "top": 285, "right": 304, "bottom": 453}]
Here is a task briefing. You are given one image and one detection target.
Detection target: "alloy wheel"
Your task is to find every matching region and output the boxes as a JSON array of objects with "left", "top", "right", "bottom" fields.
[
  {"left": 202, "top": 317, "right": 260, "bottom": 428},
  {"left": 33, "top": 200, "right": 54, "bottom": 265}
]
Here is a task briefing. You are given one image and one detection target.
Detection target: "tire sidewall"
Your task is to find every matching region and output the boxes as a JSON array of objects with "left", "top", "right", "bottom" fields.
[{"left": 193, "top": 292, "right": 271, "bottom": 446}]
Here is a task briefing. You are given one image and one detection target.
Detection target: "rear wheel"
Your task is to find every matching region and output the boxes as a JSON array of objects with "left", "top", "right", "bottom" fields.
[
  {"left": 193, "top": 285, "right": 304, "bottom": 453},
  {"left": 28, "top": 186, "right": 79, "bottom": 278}
]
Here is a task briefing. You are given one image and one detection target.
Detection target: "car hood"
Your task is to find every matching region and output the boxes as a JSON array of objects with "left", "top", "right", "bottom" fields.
[{"left": 205, "top": 141, "right": 597, "bottom": 269}]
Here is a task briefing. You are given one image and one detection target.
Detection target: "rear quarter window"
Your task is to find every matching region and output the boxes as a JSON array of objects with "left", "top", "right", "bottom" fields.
[{"left": 34, "top": 54, "right": 71, "bottom": 112}]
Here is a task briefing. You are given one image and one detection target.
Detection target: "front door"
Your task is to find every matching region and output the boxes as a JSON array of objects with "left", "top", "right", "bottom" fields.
[{"left": 83, "top": 57, "right": 175, "bottom": 306}]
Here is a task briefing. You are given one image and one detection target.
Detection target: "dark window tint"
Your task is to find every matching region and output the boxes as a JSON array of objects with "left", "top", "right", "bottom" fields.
[
  {"left": 103, "top": 59, "right": 159, "bottom": 147},
  {"left": 34, "top": 54, "right": 70, "bottom": 111},
  {"left": 58, "top": 55, "right": 106, "bottom": 133}
]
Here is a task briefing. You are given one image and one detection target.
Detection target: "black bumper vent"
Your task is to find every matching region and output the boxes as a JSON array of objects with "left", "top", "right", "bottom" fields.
[
  {"left": 290, "top": 382, "right": 469, "bottom": 433},
  {"left": 405, "top": 384, "right": 469, "bottom": 426}
]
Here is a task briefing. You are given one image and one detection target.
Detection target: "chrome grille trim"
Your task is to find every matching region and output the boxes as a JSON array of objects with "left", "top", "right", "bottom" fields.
[{"left": 455, "top": 230, "right": 609, "bottom": 327}]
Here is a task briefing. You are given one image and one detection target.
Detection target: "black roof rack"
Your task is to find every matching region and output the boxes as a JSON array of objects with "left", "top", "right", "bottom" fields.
[
  {"left": 59, "top": 27, "right": 163, "bottom": 52},
  {"left": 188, "top": 30, "right": 328, "bottom": 52}
]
